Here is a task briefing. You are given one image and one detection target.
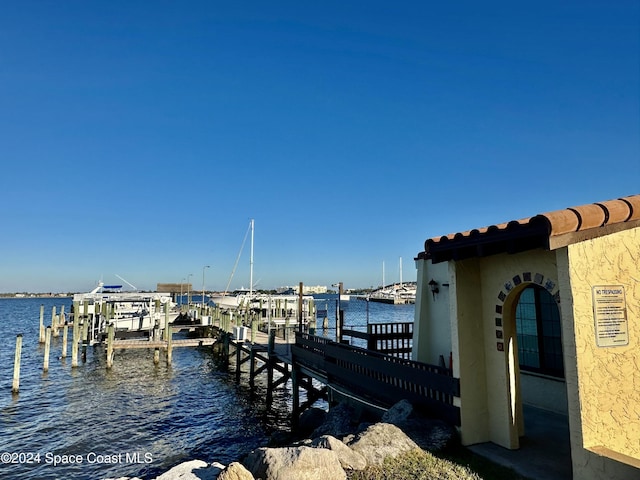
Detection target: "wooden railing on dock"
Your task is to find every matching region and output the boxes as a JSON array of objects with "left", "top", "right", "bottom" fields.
[
  {"left": 292, "top": 332, "right": 461, "bottom": 426},
  {"left": 340, "top": 322, "right": 413, "bottom": 358}
]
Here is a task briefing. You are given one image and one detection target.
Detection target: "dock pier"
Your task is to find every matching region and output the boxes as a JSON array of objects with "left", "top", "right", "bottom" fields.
[{"left": 11, "top": 299, "right": 460, "bottom": 439}]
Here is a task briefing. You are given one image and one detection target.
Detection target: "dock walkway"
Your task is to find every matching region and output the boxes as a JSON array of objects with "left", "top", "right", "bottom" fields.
[
  {"left": 108, "top": 327, "right": 295, "bottom": 355},
  {"left": 112, "top": 338, "right": 215, "bottom": 349}
]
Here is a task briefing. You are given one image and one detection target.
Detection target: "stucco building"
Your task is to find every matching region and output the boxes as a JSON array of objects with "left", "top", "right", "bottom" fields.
[{"left": 413, "top": 194, "right": 640, "bottom": 479}]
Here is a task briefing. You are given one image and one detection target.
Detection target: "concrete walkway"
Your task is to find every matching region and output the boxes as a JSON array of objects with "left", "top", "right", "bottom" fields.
[{"left": 469, "top": 405, "right": 572, "bottom": 480}]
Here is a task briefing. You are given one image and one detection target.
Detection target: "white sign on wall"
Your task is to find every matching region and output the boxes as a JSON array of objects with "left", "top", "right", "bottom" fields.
[{"left": 592, "top": 285, "right": 629, "bottom": 347}]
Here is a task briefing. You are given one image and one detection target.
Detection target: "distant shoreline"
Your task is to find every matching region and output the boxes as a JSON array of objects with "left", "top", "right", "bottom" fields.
[{"left": 0, "top": 294, "right": 73, "bottom": 298}]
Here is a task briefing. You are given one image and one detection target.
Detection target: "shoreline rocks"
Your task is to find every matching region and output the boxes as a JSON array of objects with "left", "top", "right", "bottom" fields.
[{"left": 106, "top": 400, "right": 455, "bottom": 480}]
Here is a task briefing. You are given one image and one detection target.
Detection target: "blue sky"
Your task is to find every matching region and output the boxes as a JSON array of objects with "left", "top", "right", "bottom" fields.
[{"left": 1, "top": 1, "right": 638, "bottom": 293}]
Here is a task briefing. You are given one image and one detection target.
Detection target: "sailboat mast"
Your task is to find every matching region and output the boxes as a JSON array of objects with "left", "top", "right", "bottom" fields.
[
  {"left": 382, "top": 261, "right": 385, "bottom": 289},
  {"left": 399, "top": 257, "right": 403, "bottom": 288},
  {"left": 249, "top": 219, "right": 254, "bottom": 296}
]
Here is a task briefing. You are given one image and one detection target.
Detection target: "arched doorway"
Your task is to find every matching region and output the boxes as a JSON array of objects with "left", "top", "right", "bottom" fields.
[
  {"left": 514, "top": 285, "right": 565, "bottom": 381},
  {"left": 470, "top": 282, "right": 572, "bottom": 479},
  {"left": 505, "top": 283, "right": 571, "bottom": 475}
]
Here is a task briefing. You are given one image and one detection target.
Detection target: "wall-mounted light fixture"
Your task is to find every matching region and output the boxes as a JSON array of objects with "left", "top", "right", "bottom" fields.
[{"left": 428, "top": 279, "right": 439, "bottom": 300}]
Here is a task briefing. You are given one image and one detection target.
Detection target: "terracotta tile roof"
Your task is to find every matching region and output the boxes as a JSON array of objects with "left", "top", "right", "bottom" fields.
[{"left": 419, "top": 194, "right": 640, "bottom": 264}]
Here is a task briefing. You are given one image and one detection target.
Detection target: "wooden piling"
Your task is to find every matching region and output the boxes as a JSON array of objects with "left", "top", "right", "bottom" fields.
[
  {"left": 71, "top": 315, "right": 79, "bottom": 368},
  {"left": 285, "top": 317, "right": 290, "bottom": 343},
  {"left": 43, "top": 327, "right": 52, "bottom": 372},
  {"left": 55, "top": 305, "right": 64, "bottom": 338},
  {"left": 265, "top": 330, "right": 276, "bottom": 407},
  {"left": 106, "top": 323, "right": 115, "bottom": 369},
  {"left": 268, "top": 330, "right": 275, "bottom": 356},
  {"left": 164, "top": 303, "right": 170, "bottom": 341},
  {"left": 39, "top": 305, "right": 45, "bottom": 344},
  {"left": 166, "top": 327, "right": 173, "bottom": 365},
  {"left": 53, "top": 314, "right": 60, "bottom": 338},
  {"left": 291, "top": 366, "right": 300, "bottom": 430},
  {"left": 223, "top": 332, "right": 230, "bottom": 361},
  {"left": 298, "top": 282, "right": 303, "bottom": 331},
  {"left": 266, "top": 360, "right": 274, "bottom": 407},
  {"left": 51, "top": 306, "right": 57, "bottom": 334},
  {"left": 81, "top": 320, "right": 88, "bottom": 362},
  {"left": 337, "top": 310, "right": 344, "bottom": 344},
  {"left": 235, "top": 342, "right": 242, "bottom": 383},
  {"left": 62, "top": 322, "right": 68, "bottom": 358},
  {"left": 12, "top": 334, "right": 23, "bottom": 393},
  {"left": 251, "top": 314, "right": 257, "bottom": 344},
  {"left": 249, "top": 347, "right": 256, "bottom": 389}
]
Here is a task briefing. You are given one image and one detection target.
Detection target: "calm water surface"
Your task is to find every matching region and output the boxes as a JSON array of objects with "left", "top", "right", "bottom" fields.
[{"left": 0, "top": 296, "right": 413, "bottom": 479}]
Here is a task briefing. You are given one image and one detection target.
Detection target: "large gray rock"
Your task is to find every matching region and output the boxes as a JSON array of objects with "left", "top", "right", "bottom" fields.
[
  {"left": 310, "top": 435, "right": 367, "bottom": 471},
  {"left": 217, "top": 462, "right": 255, "bottom": 480},
  {"left": 381, "top": 399, "right": 413, "bottom": 424},
  {"left": 244, "top": 446, "right": 346, "bottom": 480},
  {"left": 103, "top": 477, "right": 142, "bottom": 480},
  {"left": 347, "top": 422, "right": 419, "bottom": 465},
  {"left": 311, "top": 403, "right": 358, "bottom": 438},
  {"left": 154, "top": 460, "right": 223, "bottom": 480},
  {"left": 298, "top": 407, "right": 327, "bottom": 435},
  {"left": 395, "top": 417, "right": 455, "bottom": 451},
  {"left": 380, "top": 400, "right": 455, "bottom": 451}
]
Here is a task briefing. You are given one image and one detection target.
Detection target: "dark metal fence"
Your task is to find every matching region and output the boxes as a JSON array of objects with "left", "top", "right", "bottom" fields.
[
  {"left": 341, "top": 322, "right": 413, "bottom": 358},
  {"left": 312, "top": 296, "right": 415, "bottom": 356}
]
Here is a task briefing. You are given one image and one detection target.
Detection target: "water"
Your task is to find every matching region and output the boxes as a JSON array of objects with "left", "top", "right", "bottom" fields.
[
  {"left": 312, "top": 293, "right": 416, "bottom": 347},
  {"left": 0, "top": 296, "right": 414, "bottom": 480}
]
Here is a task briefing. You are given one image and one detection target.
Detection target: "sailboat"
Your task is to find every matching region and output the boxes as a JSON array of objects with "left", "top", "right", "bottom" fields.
[
  {"left": 208, "top": 220, "right": 317, "bottom": 324},
  {"left": 209, "top": 219, "right": 255, "bottom": 308},
  {"left": 369, "top": 257, "right": 417, "bottom": 304}
]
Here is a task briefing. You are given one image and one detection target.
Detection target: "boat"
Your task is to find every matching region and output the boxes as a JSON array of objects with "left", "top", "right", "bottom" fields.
[
  {"left": 209, "top": 219, "right": 256, "bottom": 309},
  {"left": 239, "top": 292, "right": 316, "bottom": 326},
  {"left": 72, "top": 281, "right": 178, "bottom": 343},
  {"left": 208, "top": 219, "right": 316, "bottom": 325},
  {"left": 210, "top": 287, "right": 253, "bottom": 309},
  {"left": 369, "top": 258, "right": 416, "bottom": 304},
  {"left": 369, "top": 283, "right": 417, "bottom": 304}
]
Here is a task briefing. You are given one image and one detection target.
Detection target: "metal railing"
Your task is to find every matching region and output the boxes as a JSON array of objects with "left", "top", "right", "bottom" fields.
[{"left": 341, "top": 322, "right": 413, "bottom": 358}]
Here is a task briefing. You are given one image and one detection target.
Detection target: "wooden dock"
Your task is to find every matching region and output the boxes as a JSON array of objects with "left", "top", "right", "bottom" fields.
[
  {"left": 112, "top": 338, "right": 215, "bottom": 349},
  {"left": 12, "top": 300, "right": 461, "bottom": 438},
  {"left": 221, "top": 326, "right": 327, "bottom": 423},
  {"left": 220, "top": 324, "right": 460, "bottom": 429}
]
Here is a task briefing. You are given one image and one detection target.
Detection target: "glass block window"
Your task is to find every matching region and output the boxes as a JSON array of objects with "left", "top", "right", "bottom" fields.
[{"left": 515, "top": 286, "right": 564, "bottom": 378}]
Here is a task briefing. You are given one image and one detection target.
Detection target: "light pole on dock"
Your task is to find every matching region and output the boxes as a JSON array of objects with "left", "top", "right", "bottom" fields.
[
  {"left": 202, "top": 265, "right": 210, "bottom": 308},
  {"left": 187, "top": 273, "right": 193, "bottom": 309}
]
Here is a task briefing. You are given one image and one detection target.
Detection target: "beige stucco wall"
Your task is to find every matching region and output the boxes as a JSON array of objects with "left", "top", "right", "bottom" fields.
[
  {"left": 559, "top": 227, "right": 640, "bottom": 477},
  {"left": 413, "top": 259, "right": 451, "bottom": 366},
  {"left": 477, "top": 249, "right": 561, "bottom": 449},
  {"left": 450, "top": 257, "right": 490, "bottom": 445},
  {"left": 415, "top": 249, "right": 564, "bottom": 448},
  {"left": 415, "top": 225, "right": 640, "bottom": 479}
]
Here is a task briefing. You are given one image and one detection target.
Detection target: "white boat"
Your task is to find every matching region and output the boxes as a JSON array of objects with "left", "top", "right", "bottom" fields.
[
  {"left": 369, "top": 258, "right": 416, "bottom": 304},
  {"left": 72, "top": 281, "right": 178, "bottom": 342},
  {"left": 369, "top": 284, "right": 417, "bottom": 304},
  {"left": 237, "top": 293, "right": 316, "bottom": 324},
  {"left": 210, "top": 288, "right": 253, "bottom": 309},
  {"left": 208, "top": 219, "right": 316, "bottom": 324},
  {"left": 209, "top": 219, "right": 256, "bottom": 309}
]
